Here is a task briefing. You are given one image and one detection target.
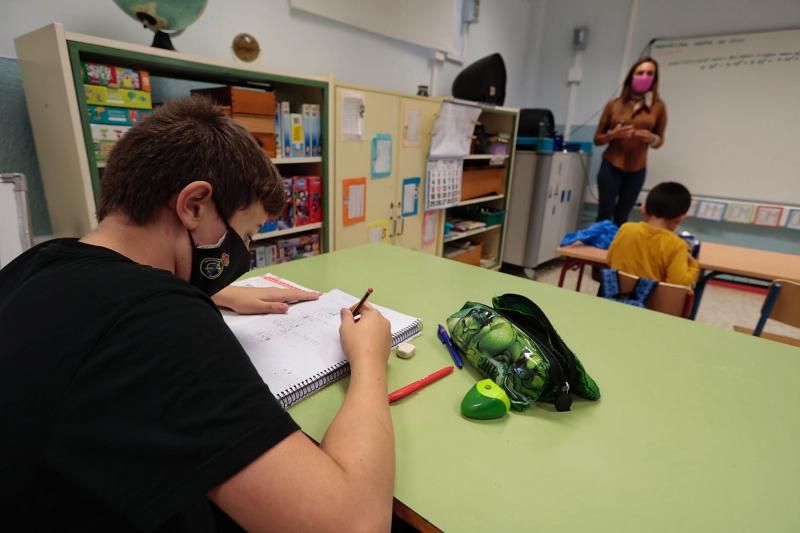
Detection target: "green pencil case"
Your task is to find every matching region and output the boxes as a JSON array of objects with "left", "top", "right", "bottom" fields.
[{"left": 446, "top": 294, "right": 600, "bottom": 412}]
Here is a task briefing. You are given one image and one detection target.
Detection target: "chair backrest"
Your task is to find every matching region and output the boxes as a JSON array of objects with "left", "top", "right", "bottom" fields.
[
  {"left": 768, "top": 279, "right": 800, "bottom": 329},
  {"left": 617, "top": 271, "right": 693, "bottom": 318}
]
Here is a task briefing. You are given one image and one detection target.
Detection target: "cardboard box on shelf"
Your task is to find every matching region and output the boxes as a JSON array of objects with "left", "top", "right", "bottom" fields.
[
  {"left": 444, "top": 243, "right": 482, "bottom": 266},
  {"left": 460, "top": 166, "right": 505, "bottom": 201},
  {"left": 191, "top": 86, "right": 276, "bottom": 115}
]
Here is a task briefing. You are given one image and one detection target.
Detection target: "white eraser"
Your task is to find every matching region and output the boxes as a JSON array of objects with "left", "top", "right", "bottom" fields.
[{"left": 396, "top": 342, "right": 416, "bottom": 359}]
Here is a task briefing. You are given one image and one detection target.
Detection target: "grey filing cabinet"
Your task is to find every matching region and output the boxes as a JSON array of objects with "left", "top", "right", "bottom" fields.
[{"left": 503, "top": 151, "right": 589, "bottom": 268}]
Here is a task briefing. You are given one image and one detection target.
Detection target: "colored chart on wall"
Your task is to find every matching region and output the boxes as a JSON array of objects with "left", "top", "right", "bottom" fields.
[{"left": 343, "top": 177, "right": 366, "bottom": 225}]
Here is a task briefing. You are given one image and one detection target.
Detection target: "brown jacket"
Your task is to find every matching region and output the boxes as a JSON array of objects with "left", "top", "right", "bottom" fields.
[{"left": 594, "top": 97, "right": 667, "bottom": 172}]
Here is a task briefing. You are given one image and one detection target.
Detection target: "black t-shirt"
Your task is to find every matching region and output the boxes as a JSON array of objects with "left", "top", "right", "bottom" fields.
[{"left": 0, "top": 239, "right": 299, "bottom": 532}]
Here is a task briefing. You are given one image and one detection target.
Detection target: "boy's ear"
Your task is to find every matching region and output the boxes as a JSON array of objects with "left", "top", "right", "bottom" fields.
[
  {"left": 175, "top": 181, "right": 214, "bottom": 230},
  {"left": 640, "top": 206, "right": 648, "bottom": 218}
]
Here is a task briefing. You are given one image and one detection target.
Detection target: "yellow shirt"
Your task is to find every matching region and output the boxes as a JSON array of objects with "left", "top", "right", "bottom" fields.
[{"left": 607, "top": 222, "right": 700, "bottom": 287}]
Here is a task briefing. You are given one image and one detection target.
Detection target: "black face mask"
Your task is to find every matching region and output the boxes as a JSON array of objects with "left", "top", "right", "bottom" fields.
[{"left": 188, "top": 218, "right": 250, "bottom": 296}]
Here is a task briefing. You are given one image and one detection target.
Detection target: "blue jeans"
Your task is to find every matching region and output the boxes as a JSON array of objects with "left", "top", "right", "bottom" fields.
[{"left": 596, "top": 159, "right": 646, "bottom": 227}]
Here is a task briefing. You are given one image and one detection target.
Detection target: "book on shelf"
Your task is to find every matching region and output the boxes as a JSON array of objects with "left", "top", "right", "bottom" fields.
[
  {"left": 223, "top": 274, "right": 423, "bottom": 408},
  {"left": 259, "top": 176, "right": 322, "bottom": 233},
  {"left": 281, "top": 101, "right": 292, "bottom": 157},
  {"left": 449, "top": 219, "right": 487, "bottom": 232},
  {"left": 81, "top": 62, "right": 151, "bottom": 91},
  {"left": 250, "top": 232, "right": 321, "bottom": 267}
]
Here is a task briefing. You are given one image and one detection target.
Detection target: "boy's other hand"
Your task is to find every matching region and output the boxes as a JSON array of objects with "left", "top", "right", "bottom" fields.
[{"left": 212, "top": 285, "right": 320, "bottom": 315}]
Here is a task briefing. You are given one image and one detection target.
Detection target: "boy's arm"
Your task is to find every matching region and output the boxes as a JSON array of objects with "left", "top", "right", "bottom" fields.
[
  {"left": 209, "top": 304, "right": 394, "bottom": 533},
  {"left": 212, "top": 285, "right": 320, "bottom": 315},
  {"left": 665, "top": 243, "right": 701, "bottom": 287}
]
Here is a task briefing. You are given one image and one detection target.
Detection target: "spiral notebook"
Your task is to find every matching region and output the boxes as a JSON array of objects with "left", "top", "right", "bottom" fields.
[{"left": 223, "top": 275, "right": 422, "bottom": 408}]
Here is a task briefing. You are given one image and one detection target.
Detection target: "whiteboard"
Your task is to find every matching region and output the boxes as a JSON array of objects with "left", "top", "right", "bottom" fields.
[
  {"left": 649, "top": 28, "right": 800, "bottom": 205},
  {"left": 0, "top": 174, "right": 32, "bottom": 268},
  {"left": 290, "top": 0, "right": 459, "bottom": 54}
]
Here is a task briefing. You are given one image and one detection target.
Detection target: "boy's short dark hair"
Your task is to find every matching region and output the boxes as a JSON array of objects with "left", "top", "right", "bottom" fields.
[
  {"left": 645, "top": 182, "right": 692, "bottom": 219},
  {"left": 97, "top": 96, "right": 284, "bottom": 223}
]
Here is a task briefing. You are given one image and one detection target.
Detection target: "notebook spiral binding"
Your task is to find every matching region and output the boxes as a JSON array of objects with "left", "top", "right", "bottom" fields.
[
  {"left": 392, "top": 319, "right": 422, "bottom": 345},
  {"left": 275, "top": 319, "right": 422, "bottom": 409},
  {"left": 277, "top": 361, "right": 351, "bottom": 409}
]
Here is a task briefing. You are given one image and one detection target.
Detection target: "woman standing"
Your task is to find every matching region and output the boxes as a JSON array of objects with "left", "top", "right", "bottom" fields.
[{"left": 594, "top": 57, "right": 667, "bottom": 226}]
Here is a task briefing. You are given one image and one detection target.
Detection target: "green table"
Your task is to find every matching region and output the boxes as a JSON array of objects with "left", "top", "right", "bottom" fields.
[{"left": 257, "top": 244, "right": 800, "bottom": 532}]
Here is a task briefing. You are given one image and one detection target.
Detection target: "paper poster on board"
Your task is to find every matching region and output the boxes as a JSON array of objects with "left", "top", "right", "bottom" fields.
[
  {"left": 695, "top": 200, "right": 726, "bottom": 221},
  {"left": 754, "top": 205, "right": 783, "bottom": 227},
  {"left": 429, "top": 101, "right": 482, "bottom": 159},
  {"left": 371, "top": 133, "right": 392, "bottom": 178},
  {"left": 342, "top": 177, "right": 366, "bottom": 226},
  {"left": 401, "top": 177, "right": 420, "bottom": 217},
  {"left": 422, "top": 211, "right": 437, "bottom": 246},
  {"left": 723, "top": 203, "right": 755, "bottom": 224},
  {"left": 425, "top": 159, "right": 462, "bottom": 210},
  {"left": 786, "top": 209, "right": 800, "bottom": 230},
  {"left": 403, "top": 107, "right": 421, "bottom": 147},
  {"left": 341, "top": 90, "right": 365, "bottom": 141},
  {"left": 368, "top": 219, "right": 391, "bottom": 243}
]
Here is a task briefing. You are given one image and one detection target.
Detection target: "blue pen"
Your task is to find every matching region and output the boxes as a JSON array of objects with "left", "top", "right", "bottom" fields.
[{"left": 437, "top": 324, "right": 463, "bottom": 369}]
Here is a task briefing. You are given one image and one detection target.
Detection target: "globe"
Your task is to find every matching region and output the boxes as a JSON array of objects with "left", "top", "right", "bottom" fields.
[{"left": 113, "top": 0, "right": 208, "bottom": 50}]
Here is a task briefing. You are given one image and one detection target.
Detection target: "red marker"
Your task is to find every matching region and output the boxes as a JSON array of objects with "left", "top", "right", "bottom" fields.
[{"left": 388, "top": 366, "right": 454, "bottom": 404}]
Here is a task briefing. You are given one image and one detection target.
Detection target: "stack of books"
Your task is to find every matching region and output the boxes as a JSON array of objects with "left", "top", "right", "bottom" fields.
[
  {"left": 276, "top": 101, "right": 322, "bottom": 158},
  {"left": 249, "top": 233, "right": 321, "bottom": 268},
  {"left": 259, "top": 176, "right": 323, "bottom": 233},
  {"left": 82, "top": 62, "right": 152, "bottom": 163}
]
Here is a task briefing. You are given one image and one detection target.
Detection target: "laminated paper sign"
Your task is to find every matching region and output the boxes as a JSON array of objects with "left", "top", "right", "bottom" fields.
[{"left": 343, "top": 177, "right": 366, "bottom": 226}]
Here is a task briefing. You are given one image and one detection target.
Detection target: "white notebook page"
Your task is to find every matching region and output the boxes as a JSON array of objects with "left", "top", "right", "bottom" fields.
[{"left": 223, "top": 288, "right": 421, "bottom": 398}]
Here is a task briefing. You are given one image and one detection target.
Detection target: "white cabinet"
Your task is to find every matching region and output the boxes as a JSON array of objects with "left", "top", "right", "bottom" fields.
[{"left": 503, "top": 151, "right": 589, "bottom": 268}]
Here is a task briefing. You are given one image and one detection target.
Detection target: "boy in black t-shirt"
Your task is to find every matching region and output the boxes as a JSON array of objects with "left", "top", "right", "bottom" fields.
[{"left": 0, "top": 97, "right": 395, "bottom": 532}]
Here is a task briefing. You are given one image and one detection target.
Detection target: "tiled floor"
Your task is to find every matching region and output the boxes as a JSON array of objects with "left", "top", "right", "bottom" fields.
[{"left": 507, "top": 259, "right": 800, "bottom": 344}]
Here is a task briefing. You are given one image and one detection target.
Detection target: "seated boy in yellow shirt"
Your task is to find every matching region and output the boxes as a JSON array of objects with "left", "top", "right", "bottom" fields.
[{"left": 607, "top": 182, "right": 700, "bottom": 286}]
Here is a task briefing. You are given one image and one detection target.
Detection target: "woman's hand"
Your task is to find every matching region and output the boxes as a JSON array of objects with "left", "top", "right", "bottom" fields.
[
  {"left": 212, "top": 285, "right": 320, "bottom": 315},
  {"left": 608, "top": 123, "right": 634, "bottom": 141},
  {"left": 339, "top": 304, "right": 391, "bottom": 370},
  {"left": 633, "top": 129, "right": 658, "bottom": 145}
]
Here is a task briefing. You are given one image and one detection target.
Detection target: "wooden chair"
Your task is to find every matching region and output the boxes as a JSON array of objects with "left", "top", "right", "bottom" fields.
[
  {"left": 612, "top": 270, "right": 695, "bottom": 318},
  {"left": 733, "top": 279, "right": 800, "bottom": 347}
]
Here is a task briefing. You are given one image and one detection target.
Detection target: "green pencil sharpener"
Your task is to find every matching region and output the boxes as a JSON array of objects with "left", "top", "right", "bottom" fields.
[{"left": 461, "top": 379, "right": 510, "bottom": 420}]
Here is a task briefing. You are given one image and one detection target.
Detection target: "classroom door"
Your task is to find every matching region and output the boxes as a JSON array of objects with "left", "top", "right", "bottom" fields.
[
  {"left": 394, "top": 97, "right": 441, "bottom": 254},
  {"left": 334, "top": 87, "right": 399, "bottom": 249}
]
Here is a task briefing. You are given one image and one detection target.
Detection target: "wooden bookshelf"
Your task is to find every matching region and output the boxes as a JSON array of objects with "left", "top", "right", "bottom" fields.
[
  {"left": 15, "top": 23, "right": 333, "bottom": 255},
  {"left": 437, "top": 101, "right": 519, "bottom": 270}
]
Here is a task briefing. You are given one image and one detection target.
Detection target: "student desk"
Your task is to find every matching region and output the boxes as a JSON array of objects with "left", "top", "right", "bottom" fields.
[
  {"left": 555, "top": 242, "right": 800, "bottom": 319},
  {"left": 258, "top": 244, "right": 800, "bottom": 532}
]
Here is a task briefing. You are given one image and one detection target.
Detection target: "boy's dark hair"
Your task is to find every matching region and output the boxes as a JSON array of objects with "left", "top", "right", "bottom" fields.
[
  {"left": 97, "top": 96, "right": 284, "bottom": 223},
  {"left": 645, "top": 182, "right": 692, "bottom": 219}
]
